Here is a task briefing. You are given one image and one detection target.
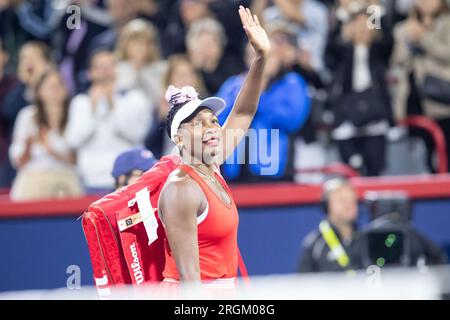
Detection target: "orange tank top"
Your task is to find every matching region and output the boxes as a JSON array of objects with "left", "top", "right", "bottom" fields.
[{"left": 162, "top": 164, "right": 239, "bottom": 281}]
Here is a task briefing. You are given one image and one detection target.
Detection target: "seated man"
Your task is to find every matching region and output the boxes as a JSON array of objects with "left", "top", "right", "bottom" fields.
[
  {"left": 112, "top": 147, "right": 157, "bottom": 190},
  {"left": 298, "top": 177, "right": 363, "bottom": 272}
]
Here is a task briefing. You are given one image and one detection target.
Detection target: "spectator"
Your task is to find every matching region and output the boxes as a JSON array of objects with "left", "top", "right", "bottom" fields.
[
  {"left": 65, "top": 49, "right": 151, "bottom": 194},
  {"left": 57, "top": 0, "right": 111, "bottom": 95},
  {"left": 263, "top": 0, "right": 329, "bottom": 73},
  {"left": 1, "top": 41, "right": 53, "bottom": 186},
  {"left": 186, "top": 17, "right": 243, "bottom": 95},
  {"left": 8, "top": 69, "right": 83, "bottom": 201},
  {"left": 216, "top": 38, "right": 311, "bottom": 182},
  {"left": 112, "top": 147, "right": 157, "bottom": 190},
  {"left": 146, "top": 54, "right": 206, "bottom": 158},
  {"left": 391, "top": 0, "right": 450, "bottom": 173},
  {"left": 267, "top": 21, "right": 324, "bottom": 89},
  {"left": 298, "top": 178, "right": 362, "bottom": 272},
  {"left": 326, "top": 11, "right": 393, "bottom": 176},
  {"left": 116, "top": 19, "right": 167, "bottom": 109}
]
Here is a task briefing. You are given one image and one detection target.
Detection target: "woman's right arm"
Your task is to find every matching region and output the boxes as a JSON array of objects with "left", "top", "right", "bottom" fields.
[
  {"left": 158, "top": 176, "right": 203, "bottom": 282},
  {"left": 64, "top": 95, "right": 97, "bottom": 149}
]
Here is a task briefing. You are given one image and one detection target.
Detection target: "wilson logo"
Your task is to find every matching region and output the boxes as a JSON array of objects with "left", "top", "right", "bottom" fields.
[{"left": 130, "top": 243, "right": 144, "bottom": 285}]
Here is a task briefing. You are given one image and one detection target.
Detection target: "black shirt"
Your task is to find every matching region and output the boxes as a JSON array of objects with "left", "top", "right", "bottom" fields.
[{"left": 298, "top": 221, "right": 363, "bottom": 273}]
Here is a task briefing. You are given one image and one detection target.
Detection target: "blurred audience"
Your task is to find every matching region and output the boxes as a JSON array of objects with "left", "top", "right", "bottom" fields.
[
  {"left": 58, "top": 0, "right": 110, "bottom": 95},
  {"left": 267, "top": 21, "right": 324, "bottom": 89},
  {"left": 0, "top": 37, "right": 19, "bottom": 188},
  {"left": 263, "top": 0, "right": 329, "bottom": 73},
  {"left": 332, "top": 0, "right": 382, "bottom": 24},
  {"left": 162, "top": 0, "right": 249, "bottom": 60},
  {"left": 186, "top": 17, "right": 243, "bottom": 95},
  {"left": 2, "top": 42, "right": 53, "bottom": 134},
  {"left": 1, "top": 41, "right": 53, "bottom": 187},
  {"left": 145, "top": 54, "right": 206, "bottom": 159},
  {"left": 0, "top": 0, "right": 64, "bottom": 74},
  {"left": 391, "top": 0, "right": 450, "bottom": 173},
  {"left": 116, "top": 19, "right": 167, "bottom": 109},
  {"left": 298, "top": 178, "right": 362, "bottom": 272},
  {"left": 112, "top": 147, "right": 157, "bottom": 190},
  {"left": 65, "top": 49, "right": 151, "bottom": 194},
  {"left": 9, "top": 69, "right": 83, "bottom": 201},
  {"left": 326, "top": 10, "right": 393, "bottom": 176},
  {"left": 133, "top": 0, "right": 175, "bottom": 34}
]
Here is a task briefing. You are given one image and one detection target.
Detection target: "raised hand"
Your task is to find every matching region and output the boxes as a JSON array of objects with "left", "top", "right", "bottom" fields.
[{"left": 239, "top": 6, "right": 270, "bottom": 58}]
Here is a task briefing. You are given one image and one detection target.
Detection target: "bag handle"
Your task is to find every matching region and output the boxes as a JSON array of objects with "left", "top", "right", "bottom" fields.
[{"left": 237, "top": 247, "right": 250, "bottom": 287}]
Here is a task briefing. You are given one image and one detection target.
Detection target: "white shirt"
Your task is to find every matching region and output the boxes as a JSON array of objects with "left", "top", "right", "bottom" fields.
[
  {"left": 65, "top": 88, "right": 152, "bottom": 189},
  {"left": 9, "top": 105, "right": 75, "bottom": 171},
  {"left": 353, "top": 44, "right": 372, "bottom": 92}
]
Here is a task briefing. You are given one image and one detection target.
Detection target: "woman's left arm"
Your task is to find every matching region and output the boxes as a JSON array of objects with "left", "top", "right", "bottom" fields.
[{"left": 221, "top": 6, "right": 270, "bottom": 161}]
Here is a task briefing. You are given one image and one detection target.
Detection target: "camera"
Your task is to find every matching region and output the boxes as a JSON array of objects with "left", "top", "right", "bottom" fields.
[{"left": 358, "top": 191, "right": 445, "bottom": 268}]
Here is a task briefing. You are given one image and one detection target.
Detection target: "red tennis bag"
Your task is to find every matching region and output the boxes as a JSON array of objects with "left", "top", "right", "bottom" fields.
[
  {"left": 81, "top": 154, "right": 181, "bottom": 297},
  {"left": 82, "top": 154, "right": 250, "bottom": 297}
]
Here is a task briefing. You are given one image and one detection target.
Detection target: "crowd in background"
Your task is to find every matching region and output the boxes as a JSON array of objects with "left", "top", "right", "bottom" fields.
[{"left": 0, "top": 0, "right": 450, "bottom": 201}]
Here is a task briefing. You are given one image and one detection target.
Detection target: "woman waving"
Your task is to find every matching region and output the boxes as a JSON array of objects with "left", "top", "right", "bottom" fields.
[{"left": 158, "top": 6, "right": 270, "bottom": 289}]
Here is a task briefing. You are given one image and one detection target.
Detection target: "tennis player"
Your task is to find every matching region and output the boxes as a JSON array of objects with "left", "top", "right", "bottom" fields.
[{"left": 158, "top": 6, "right": 270, "bottom": 289}]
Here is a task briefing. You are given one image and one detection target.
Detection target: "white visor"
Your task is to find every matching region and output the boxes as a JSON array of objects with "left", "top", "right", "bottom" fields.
[{"left": 170, "top": 97, "right": 226, "bottom": 142}]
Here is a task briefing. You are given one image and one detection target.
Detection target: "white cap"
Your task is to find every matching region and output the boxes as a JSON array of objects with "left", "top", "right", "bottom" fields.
[{"left": 166, "top": 86, "right": 226, "bottom": 142}]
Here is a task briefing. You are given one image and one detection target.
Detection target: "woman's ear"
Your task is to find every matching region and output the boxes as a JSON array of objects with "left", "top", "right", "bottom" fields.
[{"left": 173, "top": 134, "right": 184, "bottom": 153}]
